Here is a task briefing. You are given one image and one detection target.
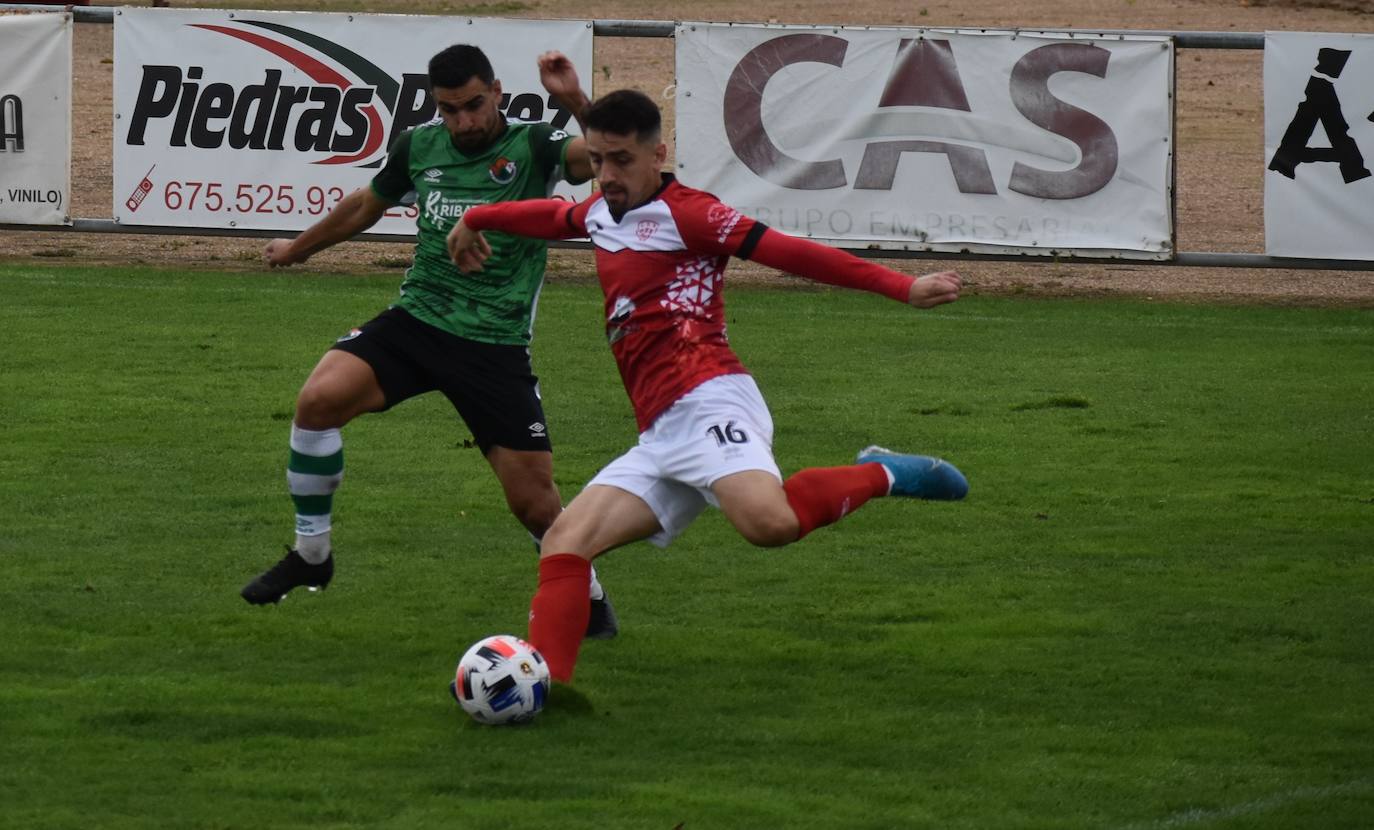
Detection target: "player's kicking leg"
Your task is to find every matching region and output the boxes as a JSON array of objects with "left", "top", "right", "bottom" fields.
[
  {"left": 713, "top": 449, "right": 967, "bottom": 547},
  {"left": 693, "top": 374, "right": 967, "bottom": 545}
]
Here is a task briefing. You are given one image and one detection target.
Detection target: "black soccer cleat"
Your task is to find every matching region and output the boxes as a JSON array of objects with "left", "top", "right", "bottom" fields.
[
  {"left": 584, "top": 592, "right": 620, "bottom": 640},
  {"left": 240, "top": 545, "right": 333, "bottom": 605}
]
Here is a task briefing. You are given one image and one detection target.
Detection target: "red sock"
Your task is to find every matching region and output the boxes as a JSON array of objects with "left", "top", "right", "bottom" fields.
[
  {"left": 528, "top": 553, "right": 592, "bottom": 683},
  {"left": 783, "top": 463, "right": 890, "bottom": 539}
]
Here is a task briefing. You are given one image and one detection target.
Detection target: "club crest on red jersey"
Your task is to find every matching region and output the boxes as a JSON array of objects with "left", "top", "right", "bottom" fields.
[
  {"left": 707, "top": 203, "right": 743, "bottom": 243},
  {"left": 489, "top": 156, "right": 518, "bottom": 184},
  {"left": 635, "top": 219, "right": 660, "bottom": 241}
]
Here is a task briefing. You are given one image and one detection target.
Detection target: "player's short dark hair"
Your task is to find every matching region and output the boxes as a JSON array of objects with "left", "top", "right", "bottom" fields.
[
  {"left": 585, "top": 90, "right": 662, "bottom": 144},
  {"left": 428, "top": 44, "right": 495, "bottom": 89}
]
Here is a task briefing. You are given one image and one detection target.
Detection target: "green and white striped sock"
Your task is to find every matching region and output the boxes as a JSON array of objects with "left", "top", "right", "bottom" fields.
[{"left": 288, "top": 425, "right": 343, "bottom": 565}]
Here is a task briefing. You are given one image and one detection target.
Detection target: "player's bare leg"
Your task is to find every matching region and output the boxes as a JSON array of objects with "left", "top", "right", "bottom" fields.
[
  {"left": 529, "top": 485, "right": 663, "bottom": 681},
  {"left": 711, "top": 470, "right": 801, "bottom": 547},
  {"left": 485, "top": 446, "right": 561, "bottom": 537},
  {"left": 241, "top": 350, "right": 385, "bottom": 605},
  {"left": 487, "top": 447, "right": 619, "bottom": 639},
  {"left": 294, "top": 349, "right": 387, "bottom": 430},
  {"left": 717, "top": 465, "right": 890, "bottom": 544},
  {"left": 540, "top": 483, "right": 664, "bottom": 559}
]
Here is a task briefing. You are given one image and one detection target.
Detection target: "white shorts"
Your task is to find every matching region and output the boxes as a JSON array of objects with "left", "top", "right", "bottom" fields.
[{"left": 587, "top": 373, "right": 781, "bottom": 547}]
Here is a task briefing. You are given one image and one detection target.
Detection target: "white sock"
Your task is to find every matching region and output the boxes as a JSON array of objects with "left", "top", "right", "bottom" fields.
[{"left": 296, "top": 532, "right": 331, "bottom": 564}]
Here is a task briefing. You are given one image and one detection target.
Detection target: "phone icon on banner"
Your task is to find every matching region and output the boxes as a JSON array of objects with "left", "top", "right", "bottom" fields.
[{"left": 125, "top": 165, "right": 156, "bottom": 213}]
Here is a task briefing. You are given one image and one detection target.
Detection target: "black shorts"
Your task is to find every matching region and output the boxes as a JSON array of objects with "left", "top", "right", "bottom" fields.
[{"left": 331, "top": 307, "right": 551, "bottom": 454}]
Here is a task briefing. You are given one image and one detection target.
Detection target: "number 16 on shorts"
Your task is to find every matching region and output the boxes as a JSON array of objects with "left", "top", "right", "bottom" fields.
[{"left": 706, "top": 420, "right": 749, "bottom": 447}]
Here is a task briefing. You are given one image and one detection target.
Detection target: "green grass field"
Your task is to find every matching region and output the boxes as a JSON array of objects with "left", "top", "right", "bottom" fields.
[{"left": 1, "top": 262, "right": 1371, "bottom": 829}]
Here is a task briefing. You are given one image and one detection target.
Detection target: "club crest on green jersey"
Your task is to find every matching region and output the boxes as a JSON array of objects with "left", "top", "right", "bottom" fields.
[{"left": 489, "top": 156, "right": 518, "bottom": 184}]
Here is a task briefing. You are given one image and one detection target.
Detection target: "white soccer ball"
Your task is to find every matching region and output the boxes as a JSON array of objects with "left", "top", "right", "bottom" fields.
[{"left": 451, "top": 634, "right": 551, "bottom": 725}]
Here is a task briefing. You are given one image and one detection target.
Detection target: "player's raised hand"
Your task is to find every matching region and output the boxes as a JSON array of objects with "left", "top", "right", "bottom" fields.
[
  {"left": 907, "top": 270, "right": 962, "bottom": 308},
  {"left": 538, "top": 51, "right": 581, "bottom": 98},
  {"left": 264, "top": 239, "right": 301, "bottom": 268},
  {"left": 447, "top": 218, "right": 492, "bottom": 273}
]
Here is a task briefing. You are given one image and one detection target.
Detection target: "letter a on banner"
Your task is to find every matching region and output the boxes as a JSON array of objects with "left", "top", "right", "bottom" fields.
[
  {"left": 1268, "top": 48, "right": 1370, "bottom": 184},
  {"left": 1264, "top": 32, "right": 1374, "bottom": 260},
  {"left": 0, "top": 12, "right": 73, "bottom": 225}
]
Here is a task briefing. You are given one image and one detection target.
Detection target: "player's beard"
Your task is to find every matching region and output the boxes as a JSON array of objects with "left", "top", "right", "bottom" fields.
[
  {"left": 454, "top": 131, "right": 490, "bottom": 154},
  {"left": 601, "top": 185, "right": 629, "bottom": 220},
  {"left": 453, "top": 120, "right": 503, "bottom": 154}
]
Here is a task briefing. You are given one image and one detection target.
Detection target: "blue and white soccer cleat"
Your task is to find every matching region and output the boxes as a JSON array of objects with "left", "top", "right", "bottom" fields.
[{"left": 856, "top": 445, "right": 969, "bottom": 501}]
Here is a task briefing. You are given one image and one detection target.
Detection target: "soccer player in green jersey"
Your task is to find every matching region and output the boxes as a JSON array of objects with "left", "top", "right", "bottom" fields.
[{"left": 239, "top": 45, "right": 618, "bottom": 638}]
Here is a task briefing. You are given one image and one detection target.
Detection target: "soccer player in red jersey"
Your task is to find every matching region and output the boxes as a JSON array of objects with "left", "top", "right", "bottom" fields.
[{"left": 447, "top": 90, "right": 968, "bottom": 684}]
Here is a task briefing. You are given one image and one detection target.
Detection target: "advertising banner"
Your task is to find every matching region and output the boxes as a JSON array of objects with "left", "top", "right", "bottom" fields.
[
  {"left": 1265, "top": 31, "right": 1374, "bottom": 260},
  {"left": 0, "top": 11, "right": 72, "bottom": 225},
  {"left": 677, "top": 24, "right": 1174, "bottom": 258},
  {"left": 113, "top": 8, "right": 592, "bottom": 233}
]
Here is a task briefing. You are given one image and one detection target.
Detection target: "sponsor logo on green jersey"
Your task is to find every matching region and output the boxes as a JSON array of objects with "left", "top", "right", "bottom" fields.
[{"left": 423, "top": 191, "right": 479, "bottom": 229}]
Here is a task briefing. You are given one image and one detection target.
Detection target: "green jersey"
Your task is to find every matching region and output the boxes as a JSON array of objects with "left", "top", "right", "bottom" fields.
[{"left": 370, "top": 120, "right": 580, "bottom": 345}]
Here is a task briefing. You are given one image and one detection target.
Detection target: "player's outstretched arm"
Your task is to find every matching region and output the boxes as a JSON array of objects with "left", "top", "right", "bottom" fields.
[
  {"left": 744, "top": 226, "right": 961, "bottom": 309},
  {"left": 448, "top": 198, "right": 585, "bottom": 273},
  {"left": 539, "top": 51, "right": 590, "bottom": 128},
  {"left": 538, "top": 50, "right": 593, "bottom": 182},
  {"left": 448, "top": 198, "right": 584, "bottom": 271},
  {"left": 263, "top": 186, "right": 390, "bottom": 268}
]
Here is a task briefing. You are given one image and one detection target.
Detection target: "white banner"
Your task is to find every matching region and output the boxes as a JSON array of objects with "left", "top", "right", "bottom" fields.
[
  {"left": 1264, "top": 32, "right": 1374, "bottom": 261},
  {"left": 113, "top": 9, "right": 592, "bottom": 232},
  {"left": 676, "top": 24, "right": 1174, "bottom": 258},
  {"left": 0, "top": 12, "right": 72, "bottom": 225}
]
